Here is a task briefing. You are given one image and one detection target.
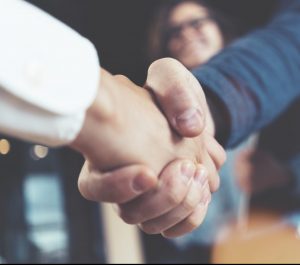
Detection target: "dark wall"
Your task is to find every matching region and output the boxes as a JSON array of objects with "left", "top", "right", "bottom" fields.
[
  {"left": 27, "top": 0, "right": 276, "bottom": 85},
  {"left": 28, "top": 0, "right": 161, "bottom": 85}
]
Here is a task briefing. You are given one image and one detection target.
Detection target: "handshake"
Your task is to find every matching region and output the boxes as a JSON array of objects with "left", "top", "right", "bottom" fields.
[{"left": 71, "top": 58, "right": 226, "bottom": 238}]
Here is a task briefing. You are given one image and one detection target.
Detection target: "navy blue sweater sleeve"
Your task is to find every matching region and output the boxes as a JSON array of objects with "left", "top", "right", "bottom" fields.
[{"left": 192, "top": 0, "right": 300, "bottom": 148}]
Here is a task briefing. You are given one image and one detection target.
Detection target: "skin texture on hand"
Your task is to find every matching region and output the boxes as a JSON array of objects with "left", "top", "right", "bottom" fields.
[
  {"left": 145, "top": 58, "right": 223, "bottom": 190},
  {"left": 145, "top": 58, "right": 212, "bottom": 137},
  {"left": 79, "top": 158, "right": 212, "bottom": 237},
  {"left": 73, "top": 59, "right": 226, "bottom": 237},
  {"left": 73, "top": 68, "right": 215, "bottom": 178}
]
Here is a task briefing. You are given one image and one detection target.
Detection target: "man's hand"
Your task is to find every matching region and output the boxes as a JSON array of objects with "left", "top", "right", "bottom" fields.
[
  {"left": 72, "top": 68, "right": 217, "bottom": 177},
  {"left": 73, "top": 60, "right": 225, "bottom": 237},
  {"left": 146, "top": 58, "right": 224, "bottom": 191},
  {"left": 79, "top": 159, "right": 211, "bottom": 238},
  {"left": 145, "top": 57, "right": 213, "bottom": 137}
]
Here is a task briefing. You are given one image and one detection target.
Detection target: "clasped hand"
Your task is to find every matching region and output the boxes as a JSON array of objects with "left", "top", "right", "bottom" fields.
[{"left": 72, "top": 58, "right": 226, "bottom": 237}]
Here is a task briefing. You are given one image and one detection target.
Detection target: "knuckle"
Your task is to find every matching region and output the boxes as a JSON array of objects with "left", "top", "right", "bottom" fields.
[
  {"left": 140, "top": 223, "right": 160, "bottom": 235},
  {"left": 78, "top": 178, "right": 92, "bottom": 201},
  {"left": 210, "top": 173, "right": 220, "bottom": 193},
  {"left": 217, "top": 148, "right": 227, "bottom": 169},
  {"left": 166, "top": 189, "right": 185, "bottom": 206},
  {"left": 164, "top": 82, "right": 192, "bottom": 108},
  {"left": 215, "top": 177, "right": 220, "bottom": 191},
  {"left": 104, "top": 191, "right": 124, "bottom": 204},
  {"left": 185, "top": 215, "right": 202, "bottom": 231},
  {"left": 119, "top": 211, "right": 138, "bottom": 225},
  {"left": 221, "top": 149, "right": 227, "bottom": 165},
  {"left": 163, "top": 176, "right": 189, "bottom": 206},
  {"left": 181, "top": 195, "right": 198, "bottom": 212}
]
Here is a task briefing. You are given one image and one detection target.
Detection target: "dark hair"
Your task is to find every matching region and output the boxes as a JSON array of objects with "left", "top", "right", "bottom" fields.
[{"left": 147, "top": 0, "right": 238, "bottom": 62}]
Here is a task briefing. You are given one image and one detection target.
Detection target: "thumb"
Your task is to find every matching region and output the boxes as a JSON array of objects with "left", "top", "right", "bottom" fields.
[
  {"left": 78, "top": 161, "right": 157, "bottom": 204},
  {"left": 145, "top": 58, "right": 206, "bottom": 137}
]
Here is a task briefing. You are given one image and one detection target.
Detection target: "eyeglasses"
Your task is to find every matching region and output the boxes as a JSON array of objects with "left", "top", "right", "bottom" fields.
[{"left": 165, "top": 16, "right": 213, "bottom": 40}]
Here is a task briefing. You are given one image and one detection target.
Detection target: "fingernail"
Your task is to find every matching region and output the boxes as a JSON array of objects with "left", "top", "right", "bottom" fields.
[
  {"left": 176, "top": 108, "right": 202, "bottom": 130},
  {"left": 132, "top": 175, "right": 151, "bottom": 193},
  {"left": 181, "top": 161, "right": 195, "bottom": 183},
  {"left": 195, "top": 167, "right": 207, "bottom": 186}
]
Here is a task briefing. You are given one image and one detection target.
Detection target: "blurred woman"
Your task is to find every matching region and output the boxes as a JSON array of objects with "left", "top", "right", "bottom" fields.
[
  {"left": 144, "top": 2, "right": 296, "bottom": 263},
  {"left": 148, "top": 0, "right": 237, "bottom": 68},
  {"left": 144, "top": 1, "right": 252, "bottom": 262}
]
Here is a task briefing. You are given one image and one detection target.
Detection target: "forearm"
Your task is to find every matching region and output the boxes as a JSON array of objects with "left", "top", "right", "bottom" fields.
[
  {"left": 193, "top": 0, "right": 300, "bottom": 148},
  {"left": 71, "top": 69, "right": 177, "bottom": 174},
  {"left": 70, "top": 69, "right": 114, "bottom": 162},
  {"left": 0, "top": 89, "right": 85, "bottom": 146},
  {"left": 0, "top": 0, "right": 99, "bottom": 146}
]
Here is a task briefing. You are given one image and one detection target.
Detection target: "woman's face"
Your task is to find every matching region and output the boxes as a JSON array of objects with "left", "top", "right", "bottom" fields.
[{"left": 167, "top": 1, "right": 224, "bottom": 69}]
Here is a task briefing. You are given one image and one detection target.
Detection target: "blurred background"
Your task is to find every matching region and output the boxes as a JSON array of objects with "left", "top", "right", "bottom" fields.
[{"left": 1, "top": 0, "right": 299, "bottom": 263}]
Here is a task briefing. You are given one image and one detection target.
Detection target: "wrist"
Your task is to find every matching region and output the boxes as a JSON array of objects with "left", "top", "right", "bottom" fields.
[
  {"left": 70, "top": 69, "right": 114, "bottom": 158},
  {"left": 69, "top": 94, "right": 102, "bottom": 160}
]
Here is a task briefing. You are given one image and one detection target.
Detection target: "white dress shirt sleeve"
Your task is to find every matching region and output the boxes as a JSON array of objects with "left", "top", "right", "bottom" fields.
[{"left": 0, "top": 0, "right": 100, "bottom": 146}]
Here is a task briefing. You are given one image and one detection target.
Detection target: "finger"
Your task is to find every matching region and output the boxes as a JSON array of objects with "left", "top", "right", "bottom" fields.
[
  {"left": 145, "top": 58, "right": 206, "bottom": 137},
  {"left": 204, "top": 134, "right": 225, "bottom": 192},
  {"left": 140, "top": 165, "right": 209, "bottom": 234},
  {"left": 203, "top": 150, "right": 221, "bottom": 193},
  {"left": 161, "top": 199, "right": 210, "bottom": 238},
  {"left": 118, "top": 159, "right": 195, "bottom": 224},
  {"left": 205, "top": 134, "right": 227, "bottom": 170},
  {"left": 78, "top": 161, "right": 157, "bottom": 204}
]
